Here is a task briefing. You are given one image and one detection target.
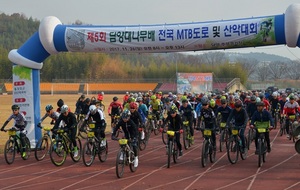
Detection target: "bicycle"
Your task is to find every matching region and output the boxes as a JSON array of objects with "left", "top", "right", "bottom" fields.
[
  {"left": 161, "top": 120, "right": 169, "bottom": 145},
  {"left": 166, "top": 130, "right": 181, "bottom": 168},
  {"left": 246, "top": 122, "right": 256, "bottom": 150},
  {"left": 255, "top": 125, "right": 269, "bottom": 167},
  {"left": 201, "top": 128, "right": 216, "bottom": 168},
  {"left": 287, "top": 115, "right": 297, "bottom": 142},
  {"left": 227, "top": 126, "right": 247, "bottom": 164},
  {"left": 115, "top": 138, "right": 137, "bottom": 178},
  {"left": 182, "top": 120, "right": 192, "bottom": 150},
  {"left": 35, "top": 125, "right": 52, "bottom": 161},
  {"left": 3, "top": 127, "right": 31, "bottom": 164},
  {"left": 138, "top": 124, "right": 149, "bottom": 151},
  {"left": 279, "top": 114, "right": 286, "bottom": 136},
  {"left": 77, "top": 114, "right": 88, "bottom": 139},
  {"left": 112, "top": 115, "right": 122, "bottom": 138},
  {"left": 50, "top": 128, "right": 82, "bottom": 166},
  {"left": 219, "top": 122, "right": 230, "bottom": 152},
  {"left": 147, "top": 112, "right": 160, "bottom": 136}
]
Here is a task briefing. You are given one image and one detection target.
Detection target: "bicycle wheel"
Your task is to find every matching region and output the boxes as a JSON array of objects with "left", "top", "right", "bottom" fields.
[
  {"left": 116, "top": 149, "right": 126, "bottom": 178},
  {"left": 173, "top": 140, "right": 178, "bottom": 164},
  {"left": 262, "top": 140, "right": 267, "bottom": 163},
  {"left": 294, "top": 139, "right": 300, "bottom": 153},
  {"left": 162, "top": 131, "right": 167, "bottom": 145},
  {"left": 78, "top": 120, "right": 88, "bottom": 139},
  {"left": 167, "top": 140, "right": 173, "bottom": 168},
  {"left": 201, "top": 140, "right": 208, "bottom": 167},
  {"left": 274, "top": 114, "right": 278, "bottom": 129},
  {"left": 227, "top": 137, "right": 238, "bottom": 164},
  {"left": 50, "top": 140, "right": 67, "bottom": 166},
  {"left": 240, "top": 138, "right": 248, "bottom": 160},
  {"left": 258, "top": 139, "right": 263, "bottom": 167},
  {"left": 22, "top": 137, "right": 31, "bottom": 160},
  {"left": 219, "top": 129, "right": 225, "bottom": 152},
  {"left": 4, "top": 139, "right": 16, "bottom": 165},
  {"left": 247, "top": 129, "right": 253, "bottom": 150},
  {"left": 153, "top": 124, "right": 159, "bottom": 135},
  {"left": 183, "top": 128, "right": 190, "bottom": 150},
  {"left": 98, "top": 140, "right": 108, "bottom": 162},
  {"left": 82, "top": 141, "right": 95, "bottom": 167},
  {"left": 129, "top": 152, "right": 137, "bottom": 172},
  {"left": 70, "top": 137, "right": 82, "bottom": 162},
  {"left": 35, "top": 136, "right": 50, "bottom": 161},
  {"left": 210, "top": 144, "right": 216, "bottom": 163},
  {"left": 138, "top": 135, "right": 147, "bottom": 151}
]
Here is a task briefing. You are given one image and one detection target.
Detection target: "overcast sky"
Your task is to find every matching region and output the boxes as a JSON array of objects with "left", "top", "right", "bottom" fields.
[{"left": 1, "top": 0, "right": 300, "bottom": 60}]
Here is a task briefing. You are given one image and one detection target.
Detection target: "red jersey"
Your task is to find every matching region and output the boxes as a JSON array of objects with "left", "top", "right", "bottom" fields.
[{"left": 108, "top": 101, "right": 123, "bottom": 114}]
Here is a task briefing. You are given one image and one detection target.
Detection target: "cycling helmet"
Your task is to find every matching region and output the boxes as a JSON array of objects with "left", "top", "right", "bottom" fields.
[
  {"left": 182, "top": 99, "right": 188, "bottom": 103},
  {"left": 57, "top": 99, "right": 64, "bottom": 107},
  {"left": 101, "top": 92, "right": 104, "bottom": 95},
  {"left": 45, "top": 104, "right": 53, "bottom": 112},
  {"left": 130, "top": 102, "right": 137, "bottom": 109},
  {"left": 181, "top": 96, "right": 188, "bottom": 101},
  {"left": 221, "top": 99, "right": 227, "bottom": 104},
  {"left": 173, "top": 95, "right": 177, "bottom": 99},
  {"left": 221, "top": 96, "right": 226, "bottom": 100},
  {"left": 150, "top": 95, "right": 156, "bottom": 100},
  {"left": 201, "top": 97, "right": 209, "bottom": 105},
  {"left": 60, "top": 105, "right": 69, "bottom": 114},
  {"left": 121, "top": 110, "right": 131, "bottom": 119},
  {"left": 250, "top": 96, "right": 256, "bottom": 101},
  {"left": 165, "top": 98, "right": 170, "bottom": 103},
  {"left": 80, "top": 94, "right": 85, "bottom": 99},
  {"left": 136, "top": 97, "right": 143, "bottom": 102},
  {"left": 256, "top": 101, "right": 265, "bottom": 106},
  {"left": 289, "top": 95, "right": 295, "bottom": 100},
  {"left": 89, "top": 105, "right": 97, "bottom": 114},
  {"left": 210, "top": 99, "right": 216, "bottom": 107},
  {"left": 234, "top": 100, "right": 243, "bottom": 108},
  {"left": 170, "top": 105, "right": 178, "bottom": 114},
  {"left": 113, "top": 96, "right": 118, "bottom": 101},
  {"left": 256, "top": 97, "right": 261, "bottom": 103},
  {"left": 259, "top": 93, "right": 264, "bottom": 100},
  {"left": 272, "top": 92, "right": 278, "bottom": 97},
  {"left": 85, "top": 98, "right": 91, "bottom": 103},
  {"left": 11, "top": 104, "right": 20, "bottom": 110}
]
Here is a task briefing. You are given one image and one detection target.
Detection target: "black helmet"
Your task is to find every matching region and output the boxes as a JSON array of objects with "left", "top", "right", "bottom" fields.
[
  {"left": 121, "top": 110, "right": 131, "bottom": 119},
  {"left": 113, "top": 96, "right": 118, "bottom": 101},
  {"left": 234, "top": 100, "right": 243, "bottom": 108},
  {"left": 80, "top": 94, "right": 85, "bottom": 99},
  {"left": 85, "top": 98, "right": 91, "bottom": 103},
  {"left": 11, "top": 104, "right": 20, "bottom": 110},
  {"left": 256, "top": 101, "right": 265, "bottom": 106},
  {"left": 57, "top": 99, "right": 64, "bottom": 107},
  {"left": 45, "top": 104, "right": 53, "bottom": 112},
  {"left": 221, "top": 99, "right": 227, "bottom": 104},
  {"left": 165, "top": 98, "right": 170, "bottom": 103},
  {"left": 250, "top": 96, "right": 256, "bottom": 101},
  {"left": 201, "top": 97, "right": 209, "bottom": 105},
  {"left": 259, "top": 93, "right": 264, "bottom": 99}
]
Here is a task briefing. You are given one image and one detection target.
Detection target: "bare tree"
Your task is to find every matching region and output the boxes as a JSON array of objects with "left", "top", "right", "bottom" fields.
[
  {"left": 268, "top": 61, "right": 287, "bottom": 80},
  {"left": 235, "top": 57, "right": 258, "bottom": 78},
  {"left": 255, "top": 62, "right": 270, "bottom": 81},
  {"left": 285, "top": 60, "right": 300, "bottom": 80},
  {"left": 202, "top": 52, "right": 227, "bottom": 66}
]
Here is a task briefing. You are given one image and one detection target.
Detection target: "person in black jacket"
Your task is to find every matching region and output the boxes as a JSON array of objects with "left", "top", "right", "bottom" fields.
[
  {"left": 163, "top": 105, "right": 184, "bottom": 156},
  {"left": 250, "top": 101, "right": 274, "bottom": 154},
  {"left": 112, "top": 110, "right": 139, "bottom": 167},
  {"left": 227, "top": 100, "right": 248, "bottom": 153}
]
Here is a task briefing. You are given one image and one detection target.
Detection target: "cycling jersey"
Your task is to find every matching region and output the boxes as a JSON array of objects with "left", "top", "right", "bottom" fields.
[
  {"left": 149, "top": 99, "right": 161, "bottom": 111},
  {"left": 108, "top": 101, "right": 123, "bottom": 115},
  {"left": 217, "top": 106, "right": 232, "bottom": 123},
  {"left": 40, "top": 111, "right": 60, "bottom": 122},
  {"left": 283, "top": 101, "right": 299, "bottom": 115},
  {"left": 7, "top": 113, "right": 27, "bottom": 128}
]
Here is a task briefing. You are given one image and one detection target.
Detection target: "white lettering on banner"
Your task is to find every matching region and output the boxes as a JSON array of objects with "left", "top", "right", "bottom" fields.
[{"left": 65, "top": 16, "right": 276, "bottom": 53}]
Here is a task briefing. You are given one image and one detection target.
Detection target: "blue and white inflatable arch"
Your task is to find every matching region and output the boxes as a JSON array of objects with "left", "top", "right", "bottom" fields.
[{"left": 8, "top": 4, "right": 300, "bottom": 146}]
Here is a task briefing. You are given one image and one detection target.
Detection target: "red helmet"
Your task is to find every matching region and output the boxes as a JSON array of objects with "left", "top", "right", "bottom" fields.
[{"left": 130, "top": 102, "right": 137, "bottom": 109}]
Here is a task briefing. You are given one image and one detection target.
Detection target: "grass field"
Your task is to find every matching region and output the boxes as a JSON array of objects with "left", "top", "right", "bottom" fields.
[{"left": 0, "top": 94, "right": 119, "bottom": 149}]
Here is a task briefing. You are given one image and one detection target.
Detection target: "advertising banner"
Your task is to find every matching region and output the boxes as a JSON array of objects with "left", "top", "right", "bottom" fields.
[
  {"left": 177, "top": 73, "right": 213, "bottom": 94},
  {"left": 12, "top": 65, "right": 35, "bottom": 147},
  {"left": 65, "top": 16, "right": 276, "bottom": 53}
]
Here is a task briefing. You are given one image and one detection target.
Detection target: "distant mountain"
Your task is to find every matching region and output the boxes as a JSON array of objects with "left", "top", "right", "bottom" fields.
[{"left": 226, "top": 52, "right": 291, "bottom": 63}]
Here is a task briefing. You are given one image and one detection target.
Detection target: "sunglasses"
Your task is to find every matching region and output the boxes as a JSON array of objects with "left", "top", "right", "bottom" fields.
[{"left": 202, "top": 104, "right": 208, "bottom": 106}]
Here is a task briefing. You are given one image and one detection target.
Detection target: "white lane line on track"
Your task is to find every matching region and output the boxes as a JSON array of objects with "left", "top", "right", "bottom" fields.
[
  {"left": 246, "top": 127, "right": 280, "bottom": 190},
  {"left": 215, "top": 153, "right": 298, "bottom": 190},
  {"left": 121, "top": 143, "right": 203, "bottom": 190},
  {"left": 59, "top": 166, "right": 115, "bottom": 190},
  {"left": 183, "top": 152, "right": 227, "bottom": 190},
  {"left": 284, "top": 181, "right": 300, "bottom": 190},
  {"left": 0, "top": 159, "right": 48, "bottom": 174}
]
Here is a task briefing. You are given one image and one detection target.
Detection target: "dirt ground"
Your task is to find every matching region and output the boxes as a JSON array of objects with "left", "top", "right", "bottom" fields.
[{"left": 0, "top": 94, "right": 121, "bottom": 147}]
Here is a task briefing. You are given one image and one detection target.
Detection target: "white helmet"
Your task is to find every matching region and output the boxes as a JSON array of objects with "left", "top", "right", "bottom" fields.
[
  {"left": 89, "top": 105, "right": 97, "bottom": 114},
  {"left": 272, "top": 91, "right": 278, "bottom": 97},
  {"left": 60, "top": 105, "right": 69, "bottom": 114}
]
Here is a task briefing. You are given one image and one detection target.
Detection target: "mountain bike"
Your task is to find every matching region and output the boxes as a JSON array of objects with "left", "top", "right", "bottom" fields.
[
  {"left": 82, "top": 122, "right": 108, "bottom": 166},
  {"left": 35, "top": 125, "right": 52, "bottom": 161},
  {"left": 166, "top": 130, "right": 181, "bottom": 168},
  {"left": 219, "top": 122, "right": 230, "bottom": 152},
  {"left": 279, "top": 114, "right": 286, "bottom": 136},
  {"left": 138, "top": 124, "right": 148, "bottom": 151},
  {"left": 288, "top": 115, "right": 297, "bottom": 142},
  {"left": 183, "top": 120, "right": 193, "bottom": 150},
  {"left": 161, "top": 121, "right": 169, "bottom": 145},
  {"left": 201, "top": 128, "right": 216, "bottom": 168},
  {"left": 77, "top": 114, "right": 88, "bottom": 139},
  {"left": 147, "top": 112, "right": 160, "bottom": 136},
  {"left": 112, "top": 115, "right": 122, "bottom": 138},
  {"left": 227, "top": 126, "right": 247, "bottom": 164},
  {"left": 246, "top": 122, "right": 256, "bottom": 150},
  {"left": 256, "top": 127, "right": 268, "bottom": 167},
  {"left": 115, "top": 138, "right": 137, "bottom": 178},
  {"left": 3, "top": 127, "right": 31, "bottom": 164},
  {"left": 50, "top": 128, "right": 82, "bottom": 166}
]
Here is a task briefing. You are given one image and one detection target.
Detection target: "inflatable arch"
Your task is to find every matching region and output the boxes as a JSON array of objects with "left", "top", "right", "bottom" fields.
[{"left": 8, "top": 4, "right": 300, "bottom": 146}]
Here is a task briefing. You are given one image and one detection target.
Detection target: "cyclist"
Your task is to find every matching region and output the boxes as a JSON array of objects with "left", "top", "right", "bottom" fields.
[
  {"left": 209, "top": 99, "right": 219, "bottom": 116},
  {"left": 53, "top": 105, "right": 79, "bottom": 157},
  {"left": 283, "top": 95, "right": 299, "bottom": 138},
  {"left": 111, "top": 110, "right": 139, "bottom": 167},
  {"left": 129, "top": 102, "right": 145, "bottom": 140},
  {"left": 137, "top": 97, "right": 148, "bottom": 118},
  {"left": 259, "top": 93, "right": 270, "bottom": 111},
  {"left": 198, "top": 98, "right": 217, "bottom": 149},
  {"left": 56, "top": 99, "right": 71, "bottom": 113},
  {"left": 85, "top": 105, "right": 107, "bottom": 146},
  {"left": 163, "top": 98, "right": 176, "bottom": 117},
  {"left": 108, "top": 96, "right": 123, "bottom": 131},
  {"left": 246, "top": 96, "right": 258, "bottom": 120},
  {"left": 179, "top": 99, "right": 195, "bottom": 143},
  {"left": 162, "top": 106, "right": 184, "bottom": 156},
  {"left": 250, "top": 101, "right": 274, "bottom": 154},
  {"left": 75, "top": 94, "right": 85, "bottom": 115},
  {"left": 227, "top": 100, "right": 248, "bottom": 153},
  {"left": 38, "top": 104, "right": 60, "bottom": 127},
  {"left": 97, "top": 92, "right": 104, "bottom": 102},
  {"left": 123, "top": 92, "right": 130, "bottom": 107},
  {"left": 217, "top": 99, "right": 232, "bottom": 128},
  {"left": 1, "top": 104, "right": 28, "bottom": 158},
  {"left": 269, "top": 92, "right": 280, "bottom": 120},
  {"left": 81, "top": 98, "right": 91, "bottom": 115},
  {"left": 149, "top": 95, "right": 162, "bottom": 122}
]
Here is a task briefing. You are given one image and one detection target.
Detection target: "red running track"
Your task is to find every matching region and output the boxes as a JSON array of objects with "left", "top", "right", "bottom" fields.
[{"left": 0, "top": 127, "right": 299, "bottom": 190}]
